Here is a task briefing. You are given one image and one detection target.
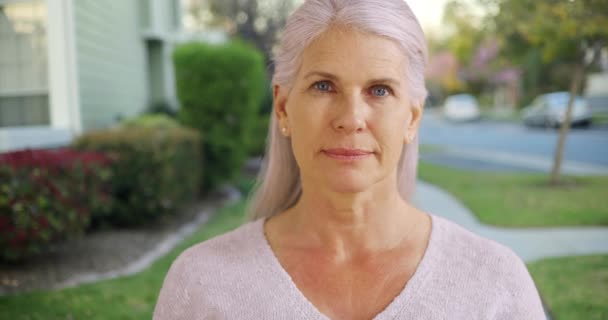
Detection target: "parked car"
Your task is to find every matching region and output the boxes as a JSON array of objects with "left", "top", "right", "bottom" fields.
[
  {"left": 521, "top": 92, "right": 593, "bottom": 128},
  {"left": 442, "top": 94, "right": 481, "bottom": 122}
]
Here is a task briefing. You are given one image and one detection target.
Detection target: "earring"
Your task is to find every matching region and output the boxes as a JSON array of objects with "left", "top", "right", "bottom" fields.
[
  {"left": 406, "top": 133, "right": 415, "bottom": 144},
  {"left": 281, "top": 127, "right": 288, "bottom": 135}
]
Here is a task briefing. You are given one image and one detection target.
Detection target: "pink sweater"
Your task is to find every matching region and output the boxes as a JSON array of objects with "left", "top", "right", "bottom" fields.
[{"left": 154, "top": 214, "right": 547, "bottom": 319}]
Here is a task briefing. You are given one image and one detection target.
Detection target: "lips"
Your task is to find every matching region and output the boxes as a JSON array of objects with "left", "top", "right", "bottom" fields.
[{"left": 321, "top": 148, "right": 374, "bottom": 160}]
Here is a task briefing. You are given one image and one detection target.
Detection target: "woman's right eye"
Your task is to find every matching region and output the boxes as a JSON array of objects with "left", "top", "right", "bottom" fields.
[{"left": 312, "top": 81, "right": 333, "bottom": 92}]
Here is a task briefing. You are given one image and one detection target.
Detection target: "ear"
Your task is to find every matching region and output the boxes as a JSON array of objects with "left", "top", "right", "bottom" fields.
[
  {"left": 405, "top": 102, "right": 423, "bottom": 144},
  {"left": 273, "top": 84, "right": 290, "bottom": 136}
]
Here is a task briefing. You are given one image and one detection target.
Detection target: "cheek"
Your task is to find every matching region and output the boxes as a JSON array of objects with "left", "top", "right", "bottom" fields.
[
  {"left": 287, "top": 100, "right": 328, "bottom": 159},
  {"left": 288, "top": 96, "right": 330, "bottom": 136},
  {"left": 371, "top": 110, "right": 409, "bottom": 145}
]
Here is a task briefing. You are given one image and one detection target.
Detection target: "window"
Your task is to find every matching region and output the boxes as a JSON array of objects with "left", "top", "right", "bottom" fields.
[{"left": 0, "top": 0, "right": 49, "bottom": 127}]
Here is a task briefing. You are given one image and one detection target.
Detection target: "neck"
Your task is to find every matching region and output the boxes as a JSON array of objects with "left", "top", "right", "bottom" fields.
[{"left": 284, "top": 175, "right": 419, "bottom": 261}]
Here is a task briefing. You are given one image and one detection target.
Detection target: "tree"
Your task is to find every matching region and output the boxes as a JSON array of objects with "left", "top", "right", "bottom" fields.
[
  {"left": 426, "top": 0, "right": 485, "bottom": 97},
  {"left": 481, "top": 0, "right": 607, "bottom": 184},
  {"left": 442, "top": 0, "right": 486, "bottom": 68},
  {"left": 186, "top": 0, "right": 300, "bottom": 65},
  {"left": 523, "top": 0, "right": 606, "bottom": 184},
  {"left": 480, "top": 0, "right": 583, "bottom": 106}
]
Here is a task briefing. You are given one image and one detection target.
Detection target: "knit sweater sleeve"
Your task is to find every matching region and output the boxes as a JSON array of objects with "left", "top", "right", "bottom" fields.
[
  {"left": 153, "top": 249, "right": 196, "bottom": 320},
  {"left": 494, "top": 253, "right": 547, "bottom": 320}
]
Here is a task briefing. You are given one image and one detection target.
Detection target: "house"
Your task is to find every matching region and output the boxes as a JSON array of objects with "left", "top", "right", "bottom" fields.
[{"left": 0, "top": 0, "right": 183, "bottom": 152}]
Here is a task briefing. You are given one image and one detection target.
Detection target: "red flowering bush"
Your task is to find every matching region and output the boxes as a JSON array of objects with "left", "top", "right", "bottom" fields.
[
  {"left": 73, "top": 126, "right": 202, "bottom": 227},
  {"left": 0, "top": 149, "right": 112, "bottom": 262}
]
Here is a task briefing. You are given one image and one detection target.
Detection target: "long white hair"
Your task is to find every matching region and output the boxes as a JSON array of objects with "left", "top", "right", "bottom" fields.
[{"left": 246, "top": 0, "right": 428, "bottom": 220}]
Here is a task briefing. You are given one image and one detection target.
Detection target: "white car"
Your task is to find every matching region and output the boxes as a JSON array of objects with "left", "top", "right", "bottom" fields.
[
  {"left": 442, "top": 94, "right": 481, "bottom": 122},
  {"left": 522, "top": 92, "right": 592, "bottom": 128}
]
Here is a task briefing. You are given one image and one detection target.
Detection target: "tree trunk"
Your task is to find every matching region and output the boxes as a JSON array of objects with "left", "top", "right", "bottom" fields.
[{"left": 549, "top": 62, "right": 584, "bottom": 185}]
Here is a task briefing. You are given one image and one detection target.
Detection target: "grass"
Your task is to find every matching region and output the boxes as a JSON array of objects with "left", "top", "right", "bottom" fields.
[
  {"left": 528, "top": 255, "right": 608, "bottom": 320},
  {"left": 592, "top": 115, "right": 608, "bottom": 125},
  {"left": 417, "top": 161, "right": 608, "bottom": 227},
  {"left": 0, "top": 200, "right": 248, "bottom": 320},
  {"left": 418, "top": 144, "right": 444, "bottom": 154},
  {"left": 3, "top": 199, "right": 605, "bottom": 320},
  {"left": 2, "top": 165, "right": 607, "bottom": 318},
  {"left": 480, "top": 109, "right": 521, "bottom": 122},
  {"left": 418, "top": 162, "right": 608, "bottom": 316}
]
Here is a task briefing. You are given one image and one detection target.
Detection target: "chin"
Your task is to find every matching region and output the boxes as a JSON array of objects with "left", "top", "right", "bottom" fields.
[{"left": 322, "top": 173, "right": 376, "bottom": 194}]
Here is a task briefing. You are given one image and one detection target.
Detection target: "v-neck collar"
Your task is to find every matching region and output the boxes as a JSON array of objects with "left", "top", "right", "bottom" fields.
[{"left": 256, "top": 214, "right": 439, "bottom": 320}]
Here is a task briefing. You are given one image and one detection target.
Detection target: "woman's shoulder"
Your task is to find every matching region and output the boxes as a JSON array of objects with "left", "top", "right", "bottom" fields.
[
  {"left": 431, "top": 214, "right": 521, "bottom": 263},
  {"left": 156, "top": 218, "right": 267, "bottom": 296},
  {"left": 429, "top": 214, "right": 535, "bottom": 287},
  {"left": 425, "top": 215, "right": 545, "bottom": 317},
  {"left": 173, "top": 218, "right": 265, "bottom": 271},
  {"left": 153, "top": 219, "right": 270, "bottom": 319}
]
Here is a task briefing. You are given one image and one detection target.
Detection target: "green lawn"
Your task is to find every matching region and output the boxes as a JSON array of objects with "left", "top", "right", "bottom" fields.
[
  {"left": 592, "top": 114, "right": 608, "bottom": 125},
  {"left": 2, "top": 164, "right": 607, "bottom": 318},
  {"left": 528, "top": 255, "right": 608, "bottom": 320},
  {"left": 0, "top": 200, "right": 248, "bottom": 320},
  {"left": 418, "top": 144, "right": 444, "bottom": 154},
  {"left": 480, "top": 109, "right": 521, "bottom": 122},
  {"left": 3, "top": 199, "right": 605, "bottom": 319},
  {"left": 418, "top": 161, "right": 608, "bottom": 227}
]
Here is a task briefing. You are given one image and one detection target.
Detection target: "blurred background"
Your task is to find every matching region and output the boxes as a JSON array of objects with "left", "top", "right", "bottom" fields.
[{"left": 0, "top": 0, "right": 606, "bottom": 319}]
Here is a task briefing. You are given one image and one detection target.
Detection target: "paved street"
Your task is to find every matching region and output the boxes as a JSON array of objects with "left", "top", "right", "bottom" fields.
[{"left": 419, "top": 109, "right": 608, "bottom": 175}]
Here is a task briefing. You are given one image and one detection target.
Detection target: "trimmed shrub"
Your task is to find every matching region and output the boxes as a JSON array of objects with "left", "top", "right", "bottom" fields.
[
  {"left": 121, "top": 114, "right": 181, "bottom": 130},
  {"left": 145, "top": 100, "right": 178, "bottom": 118},
  {"left": 173, "top": 40, "right": 266, "bottom": 189},
  {"left": 73, "top": 126, "right": 202, "bottom": 227},
  {"left": 0, "top": 149, "right": 111, "bottom": 262}
]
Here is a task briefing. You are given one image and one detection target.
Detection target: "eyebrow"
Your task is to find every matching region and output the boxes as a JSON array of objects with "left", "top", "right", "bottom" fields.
[
  {"left": 304, "top": 71, "right": 339, "bottom": 81},
  {"left": 303, "top": 71, "right": 401, "bottom": 86}
]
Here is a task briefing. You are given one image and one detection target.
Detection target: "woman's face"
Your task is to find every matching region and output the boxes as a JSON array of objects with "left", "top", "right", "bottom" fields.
[{"left": 274, "top": 27, "right": 422, "bottom": 194}]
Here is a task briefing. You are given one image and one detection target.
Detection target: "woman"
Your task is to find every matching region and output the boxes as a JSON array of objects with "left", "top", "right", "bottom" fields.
[{"left": 154, "top": 0, "right": 546, "bottom": 319}]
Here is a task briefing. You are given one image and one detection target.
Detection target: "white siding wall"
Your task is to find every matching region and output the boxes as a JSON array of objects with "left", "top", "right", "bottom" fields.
[{"left": 74, "top": 0, "right": 148, "bottom": 130}]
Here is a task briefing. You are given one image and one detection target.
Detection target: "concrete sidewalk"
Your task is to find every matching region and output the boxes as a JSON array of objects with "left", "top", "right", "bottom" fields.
[
  {"left": 412, "top": 180, "right": 608, "bottom": 262},
  {"left": 434, "top": 146, "right": 608, "bottom": 176}
]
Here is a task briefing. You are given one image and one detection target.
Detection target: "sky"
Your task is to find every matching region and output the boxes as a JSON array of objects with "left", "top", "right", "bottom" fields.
[
  {"left": 406, "top": 0, "right": 449, "bottom": 32},
  {"left": 183, "top": 0, "right": 480, "bottom": 34},
  {"left": 407, "top": 0, "right": 488, "bottom": 33}
]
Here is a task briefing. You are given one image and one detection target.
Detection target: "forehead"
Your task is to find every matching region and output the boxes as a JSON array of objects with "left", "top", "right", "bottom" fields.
[{"left": 299, "top": 27, "right": 407, "bottom": 82}]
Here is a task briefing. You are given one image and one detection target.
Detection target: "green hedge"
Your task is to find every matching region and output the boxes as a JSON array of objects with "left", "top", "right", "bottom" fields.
[
  {"left": 173, "top": 40, "right": 266, "bottom": 189},
  {"left": 121, "top": 114, "right": 181, "bottom": 130},
  {"left": 73, "top": 126, "right": 202, "bottom": 227},
  {"left": 0, "top": 149, "right": 111, "bottom": 262}
]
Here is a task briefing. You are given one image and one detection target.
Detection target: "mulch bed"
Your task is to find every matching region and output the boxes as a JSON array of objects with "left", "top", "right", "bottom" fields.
[{"left": 0, "top": 197, "right": 223, "bottom": 296}]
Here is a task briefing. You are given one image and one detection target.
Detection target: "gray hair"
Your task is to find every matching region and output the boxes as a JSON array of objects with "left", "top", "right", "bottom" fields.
[{"left": 246, "top": 0, "right": 428, "bottom": 220}]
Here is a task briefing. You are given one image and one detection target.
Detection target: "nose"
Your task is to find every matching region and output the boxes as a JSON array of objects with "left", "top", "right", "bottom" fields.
[{"left": 331, "top": 92, "right": 367, "bottom": 134}]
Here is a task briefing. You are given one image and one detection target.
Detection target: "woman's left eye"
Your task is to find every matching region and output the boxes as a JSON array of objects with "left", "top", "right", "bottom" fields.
[
  {"left": 313, "top": 81, "right": 333, "bottom": 92},
  {"left": 370, "top": 85, "right": 391, "bottom": 97}
]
